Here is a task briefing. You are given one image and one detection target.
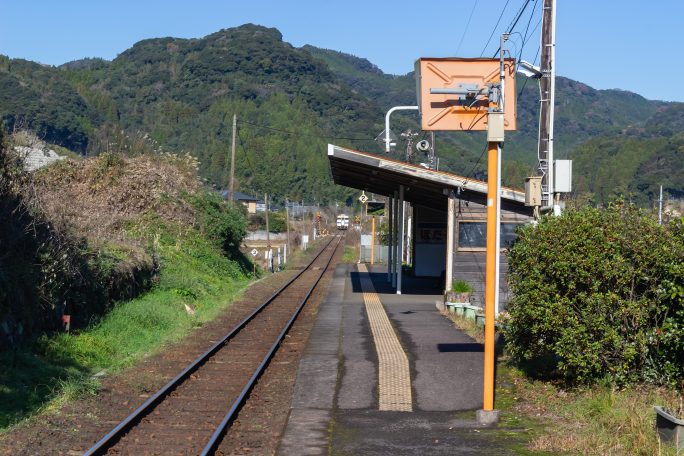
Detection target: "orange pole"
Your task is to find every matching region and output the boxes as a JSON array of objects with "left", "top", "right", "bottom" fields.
[
  {"left": 371, "top": 216, "right": 376, "bottom": 265},
  {"left": 483, "top": 141, "right": 498, "bottom": 411}
]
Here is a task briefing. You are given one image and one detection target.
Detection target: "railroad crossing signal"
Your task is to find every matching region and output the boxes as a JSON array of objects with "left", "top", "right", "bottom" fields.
[{"left": 250, "top": 248, "right": 258, "bottom": 257}]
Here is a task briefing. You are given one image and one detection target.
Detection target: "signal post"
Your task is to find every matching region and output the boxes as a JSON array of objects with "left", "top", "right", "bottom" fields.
[{"left": 415, "top": 41, "right": 515, "bottom": 423}]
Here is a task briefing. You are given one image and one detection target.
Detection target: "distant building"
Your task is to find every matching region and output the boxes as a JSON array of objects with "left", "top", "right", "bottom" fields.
[{"left": 222, "top": 190, "right": 261, "bottom": 214}]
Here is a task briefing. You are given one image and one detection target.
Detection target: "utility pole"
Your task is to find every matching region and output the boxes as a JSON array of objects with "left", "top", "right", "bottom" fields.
[
  {"left": 537, "top": 0, "right": 557, "bottom": 207},
  {"left": 285, "top": 198, "right": 291, "bottom": 262},
  {"left": 658, "top": 185, "right": 663, "bottom": 225},
  {"left": 370, "top": 216, "right": 376, "bottom": 265},
  {"left": 265, "top": 193, "right": 271, "bottom": 272},
  {"left": 265, "top": 193, "right": 270, "bottom": 245},
  {"left": 229, "top": 114, "right": 237, "bottom": 203}
]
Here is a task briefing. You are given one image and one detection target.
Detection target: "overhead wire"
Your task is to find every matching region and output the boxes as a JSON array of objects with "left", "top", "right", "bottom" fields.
[
  {"left": 455, "top": 0, "right": 479, "bottom": 55},
  {"left": 235, "top": 125, "right": 255, "bottom": 170},
  {"left": 517, "top": 44, "right": 541, "bottom": 97},
  {"left": 237, "top": 119, "right": 376, "bottom": 142},
  {"left": 459, "top": 1, "right": 537, "bottom": 186},
  {"left": 481, "top": 0, "right": 511, "bottom": 57},
  {"left": 518, "top": 0, "right": 541, "bottom": 60},
  {"left": 491, "top": 0, "right": 534, "bottom": 58},
  {"left": 464, "top": 143, "right": 489, "bottom": 183}
]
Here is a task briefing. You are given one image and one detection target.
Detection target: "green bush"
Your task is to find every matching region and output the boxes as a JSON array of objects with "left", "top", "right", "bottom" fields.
[
  {"left": 248, "top": 211, "right": 287, "bottom": 233},
  {"left": 452, "top": 280, "right": 473, "bottom": 293},
  {"left": 503, "top": 204, "right": 683, "bottom": 386},
  {"left": 187, "top": 192, "right": 248, "bottom": 251}
]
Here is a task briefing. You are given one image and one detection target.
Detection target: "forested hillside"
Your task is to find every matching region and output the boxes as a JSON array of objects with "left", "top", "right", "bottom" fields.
[{"left": 0, "top": 24, "right": 682, "bottom": 205}]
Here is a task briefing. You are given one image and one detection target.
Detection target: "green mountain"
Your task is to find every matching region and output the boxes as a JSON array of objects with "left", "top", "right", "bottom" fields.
[{"left": 0, "top": 24, "right": 681, "bottom": 205}]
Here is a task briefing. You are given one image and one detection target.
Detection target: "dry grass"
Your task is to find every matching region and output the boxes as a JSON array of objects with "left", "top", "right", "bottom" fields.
[
  {"left": 443, "top": 309, "right": 484, "bottom": 344},
  {"left": 520, "top": 382, "right": 683, "bottom": 455},
  {"left": 30, "top": 152, "right": 201, "bottom": 243}
]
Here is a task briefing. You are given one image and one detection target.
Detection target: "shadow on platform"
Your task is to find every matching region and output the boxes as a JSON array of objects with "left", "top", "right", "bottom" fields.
[
  {"left": 349, "top": 269, "right": 442, "bottom": 296},
  {"left": 437, "top": 343, "right": 484, "bottom": 353}
]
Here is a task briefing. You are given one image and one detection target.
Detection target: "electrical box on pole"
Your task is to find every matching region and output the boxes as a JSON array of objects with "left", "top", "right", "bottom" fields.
[
  {"left": 525, "top": 176, "right": 543, "bottom": 207},
  {"left": 486, "top": 112, "right": 505, "bottom": 142},
  {"left": 554, "top": 160, "right": 572, "bottom": 193}
]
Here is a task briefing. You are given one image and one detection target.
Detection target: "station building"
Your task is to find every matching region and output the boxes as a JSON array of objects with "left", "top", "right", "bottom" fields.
[{"left": 328, "top": 144, "right": 533, "bottom": 308}]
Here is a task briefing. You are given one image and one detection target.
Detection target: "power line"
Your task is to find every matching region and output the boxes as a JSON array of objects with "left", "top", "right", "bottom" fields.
[
  {"left": 518, "top": 0, "right": 541, "bottom": 60},
  {"left": 465, "top": 143, "right": 488, "bottom": 182},
  {"left": 235, "top": 126, "right": 255, "bottom": 170},
  {"left": 515, "top": 3, "right": 542, "bottom": 98},
  {"left": 456, "top": 0, "right": 479, "bottom": 55},
  {"left": 505, "top": 0, "right": 533, "bottom": 33},
  {"left": 481, "top": 0, "right": 511, "bottom": 57},
  {"left": 517, "top": 44, "right": 541, "bottom": 98},
  {"left": 491, "top": 0, "right": 534, "bottom": 57},
  {"left": 237, "top": 119, "right": 376, "bottom": 142}
]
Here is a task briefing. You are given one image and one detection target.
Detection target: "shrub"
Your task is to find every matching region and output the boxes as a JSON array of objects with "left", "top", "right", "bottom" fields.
[
  {"left": 503, "top": 203, "right": 683, "bottom": 386},
  {"left": 452, "top": 280, "right": 473, "bottom": 293},
  {"left": 248, "top": 211, "right": 286, "bottom": 233},
  {"left": 187, "top": 192, "right": 248, "bottom": 252}
]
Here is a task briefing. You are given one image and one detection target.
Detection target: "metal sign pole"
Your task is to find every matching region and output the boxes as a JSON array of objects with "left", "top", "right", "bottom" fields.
[
  {"left": 371, "top": 216, "right": 376, "bottom": 265},
  {"left": 481, "top": 34, "right": 508, "bottom": 422}
]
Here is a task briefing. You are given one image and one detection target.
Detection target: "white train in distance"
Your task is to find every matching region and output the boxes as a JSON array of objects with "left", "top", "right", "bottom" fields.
[{"left": 336, "top": 214, "right": 349, "bottom": 230}]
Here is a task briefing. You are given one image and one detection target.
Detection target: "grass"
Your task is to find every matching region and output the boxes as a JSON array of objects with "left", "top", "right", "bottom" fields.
[
  {"left": 444, "top": 310, "right": 684, "bottom": 455},
  {"left": 442, "top": 309, "right": 484, "bottom": 343},
  {"left": 520, "top": 380, "right": 683, "bottom": 455},
  {"left": 341, "top": 245, "right": 357, "bottom": 264},
  {"left": 0, "top": 223, "right": 251, "bottom": 430}
]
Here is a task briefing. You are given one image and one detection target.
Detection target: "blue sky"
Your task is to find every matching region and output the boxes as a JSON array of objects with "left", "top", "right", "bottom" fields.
[{"left": 1, "top": 0, "right": 680, "bottom": 102}]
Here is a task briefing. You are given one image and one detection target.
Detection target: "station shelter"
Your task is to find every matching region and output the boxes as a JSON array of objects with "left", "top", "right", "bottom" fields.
[{"left": 328, "top": 144, "right": 533, "bottom": 309}]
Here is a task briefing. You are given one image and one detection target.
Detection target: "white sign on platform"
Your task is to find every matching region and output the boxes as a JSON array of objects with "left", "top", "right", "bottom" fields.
[{"left": 250, "top": 248, "right": 258, "bottom": 257}]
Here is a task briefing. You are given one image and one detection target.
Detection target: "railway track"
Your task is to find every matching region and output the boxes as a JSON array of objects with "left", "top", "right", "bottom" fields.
[{"left": 84, "top": 235, "right": 343, "bottom": 455}]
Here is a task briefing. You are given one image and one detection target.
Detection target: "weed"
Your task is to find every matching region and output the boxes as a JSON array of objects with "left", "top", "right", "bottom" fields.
[
  {"left": 502, "top": 363, "right": 683, "bottom": 455},
  {"left": 341, "top": 246, "right": 357, "bottom": 264}
]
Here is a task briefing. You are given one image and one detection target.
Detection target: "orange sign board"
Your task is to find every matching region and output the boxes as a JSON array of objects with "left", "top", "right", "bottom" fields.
[{"left": 415, "top": 58, "right": 516, "bottom": 131}]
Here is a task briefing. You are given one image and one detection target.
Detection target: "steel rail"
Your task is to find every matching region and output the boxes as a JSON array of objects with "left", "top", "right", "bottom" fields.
[
  {"left": 201, "top": 235, "right": 342, "bottom": 455},
  {"left": 83, "top": 236, "right": 338, "bottom": 456}
]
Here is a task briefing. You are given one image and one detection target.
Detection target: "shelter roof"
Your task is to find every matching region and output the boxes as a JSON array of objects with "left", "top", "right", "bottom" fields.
[{"left": 328, "top": 144, "right": 529, "bottom": 213}]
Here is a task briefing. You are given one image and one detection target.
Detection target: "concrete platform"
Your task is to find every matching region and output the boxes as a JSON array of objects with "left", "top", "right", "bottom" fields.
[{"left": 279, "top": 264, "right": 512, "bottom": 455}]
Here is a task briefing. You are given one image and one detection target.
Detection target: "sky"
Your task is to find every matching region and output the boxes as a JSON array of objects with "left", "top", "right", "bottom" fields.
[{"left": 1, "top": 0, "right": 681, "bottom": 102}]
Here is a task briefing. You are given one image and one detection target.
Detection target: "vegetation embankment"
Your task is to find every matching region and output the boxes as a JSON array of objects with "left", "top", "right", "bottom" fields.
[
  {"left": 446, "top": 203, "right": 683, "bottom": 454},
  {"left": 0, "top": 139, "right": 253, "bottom": 429}
]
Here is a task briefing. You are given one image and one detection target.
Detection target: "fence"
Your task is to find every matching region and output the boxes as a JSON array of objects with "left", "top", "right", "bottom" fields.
[{"left": 359, "top": 245, "right": 388, "bottom": 263}]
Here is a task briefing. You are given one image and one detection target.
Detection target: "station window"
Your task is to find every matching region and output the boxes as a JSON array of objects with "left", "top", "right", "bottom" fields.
[{"left": 457, "top": 221, "right": 525, "bottom": 251}]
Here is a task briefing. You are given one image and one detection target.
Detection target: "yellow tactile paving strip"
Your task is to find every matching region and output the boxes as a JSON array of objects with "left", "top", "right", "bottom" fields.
[{"left": 357, "top": 264, "right": 413, "bottom": 412}]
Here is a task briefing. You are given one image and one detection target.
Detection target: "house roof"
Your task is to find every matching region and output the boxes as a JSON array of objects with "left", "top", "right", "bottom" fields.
[
  {"left": 327, "top": 144, "right": 529, "bottom": 213},
  {"left": 221, "top": 190, "right": 260, "bottom": 201}
]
